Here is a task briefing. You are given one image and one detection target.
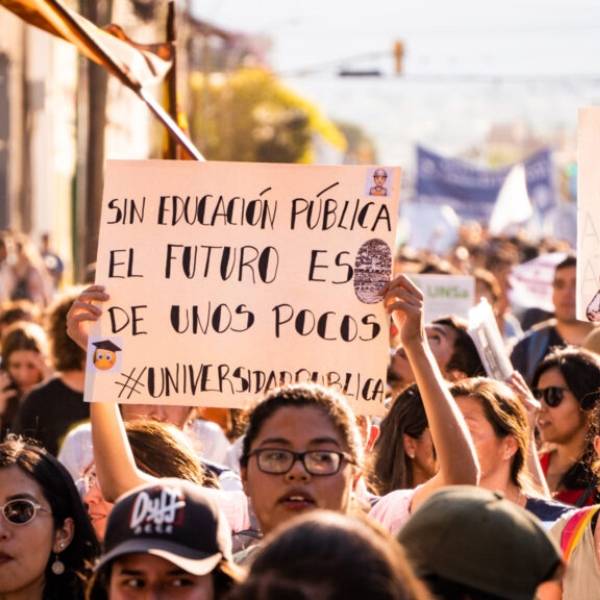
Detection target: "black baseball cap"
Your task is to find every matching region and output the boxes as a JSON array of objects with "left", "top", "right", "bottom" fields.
[{"left": 95, "top": 479, "right": 232, "bottom": 576}]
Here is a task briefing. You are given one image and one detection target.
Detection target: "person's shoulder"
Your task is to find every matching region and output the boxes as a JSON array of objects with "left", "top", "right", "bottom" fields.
[
  {"left": 369, "top": 488, "right": 417, "bottom": 531},
  {"left": 512, "top": 320, "right": 556, "bottom": 350},
  {"left": 518, "top": 319, "right": 557, "bottom": 339},
  {"left": 529, "top": 318, "right": 558, "bottom": 334},
  {"left": 525, "top": 495, "right": 573, "bottom": 525},
  {"left": 191, "top": 418, "right": 227, "bottom": 436},
  {"left": 548, "top": 505, "right": 600, "bottom": 546},
  {"left": 23, "top": 376, "right": 60, "bottom": 397},
  {"left": 62, "top": 421, "right": 92, "bottom": 440}
]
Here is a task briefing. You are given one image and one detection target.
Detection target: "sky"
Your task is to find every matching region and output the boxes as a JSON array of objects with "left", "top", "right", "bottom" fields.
[
  {"left": 190, "top": 1, "right": 600, "bottom": 164},
  {"left": 194, "top": 0, "right": 600, "bottom": 76}
]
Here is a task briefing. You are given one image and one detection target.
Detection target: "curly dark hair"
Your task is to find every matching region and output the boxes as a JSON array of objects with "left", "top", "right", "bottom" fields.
[{"left": 533, "top": 346, "right": 600, "bottom": 493}]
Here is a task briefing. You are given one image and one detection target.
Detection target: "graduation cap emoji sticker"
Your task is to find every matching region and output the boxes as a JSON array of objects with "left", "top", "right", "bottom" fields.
[{"left": 92, "top": 339, "right": 122, "bottom": 371}]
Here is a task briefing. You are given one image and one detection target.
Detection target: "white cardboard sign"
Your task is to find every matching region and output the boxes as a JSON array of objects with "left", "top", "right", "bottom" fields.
[
  {"left": 409, "top": 274, "right": 474, "bottom": 323},
  {"left": 83, "top": 160, "right": 400, "bottom": 416},
  {"left": 468, "top": 299, "right": 513, "bottom": 381},
  {"left": 577, "top": 108, "right": 600, "bottom": 322}
]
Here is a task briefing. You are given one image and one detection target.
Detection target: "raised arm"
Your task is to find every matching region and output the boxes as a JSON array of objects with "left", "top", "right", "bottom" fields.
[
  {"left": 66, "top": 285, "right": 155, "bottom": 501},
  {"left": 385, "top": 275, "right": 480, "bottom": 510}
]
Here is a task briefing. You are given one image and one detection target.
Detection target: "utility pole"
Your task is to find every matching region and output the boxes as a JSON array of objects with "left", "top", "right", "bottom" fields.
[{"left": 166, "top": 1, "right": 178, "bottom": 159}]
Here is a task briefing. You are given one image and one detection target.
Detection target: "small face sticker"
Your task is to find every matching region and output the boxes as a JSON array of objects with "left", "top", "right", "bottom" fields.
[
  {"left": 368, "top": 168, "right": 390, "bottom": 197},
  {"left": 92, "top": 339, "right": 122, "bottom": 371}
]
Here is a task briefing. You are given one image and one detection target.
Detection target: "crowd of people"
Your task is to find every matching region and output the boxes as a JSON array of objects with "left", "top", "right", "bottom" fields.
[{"left": 0, "top": 224, "right": 600, "bottom": 599}]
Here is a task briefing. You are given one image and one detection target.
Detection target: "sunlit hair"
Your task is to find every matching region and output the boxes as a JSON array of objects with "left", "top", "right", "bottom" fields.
[
  {"left": 125, "top": 419, "right": 214, "bottom": 487},
  {"left": 373, "top": 384, "right": 428, "bottom": 494},
  {"left": 449, "top": 377, "right": 530, "bottom": 490},
  {"left": 0, "top": 299, "right": 41, "bottom": 334},
  {"left": 240, "top": 383, "right": 364, "bottom": 470},
  {"left": 1, "top": 320, "right": 48, "bottom": 366},
  {"left": 44, "top": 289, "right": 86, "bottom": 372}
]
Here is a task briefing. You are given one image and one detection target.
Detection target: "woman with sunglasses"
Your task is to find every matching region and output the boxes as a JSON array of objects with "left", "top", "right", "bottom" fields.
[
  {"left": 0, "top": 436, "right": 99, "bottom": 599},
  {"left": 449, "top": 377, "right": 571, "bottom": 529},
  {"left": 531, "top": 347, "right": 600, "bottom": 506}
]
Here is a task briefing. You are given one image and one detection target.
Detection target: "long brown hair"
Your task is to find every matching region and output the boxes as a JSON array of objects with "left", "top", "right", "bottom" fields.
[
  {"left": 372, "top": 384, "right": 428, "bottom": 494},
  {"left": 125, "top": 420, "right": 218, "bottom": 488}
]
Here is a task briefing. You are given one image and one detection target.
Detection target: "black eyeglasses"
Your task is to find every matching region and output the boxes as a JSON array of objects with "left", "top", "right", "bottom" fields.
[
  {"left": 248, "top": 448, "right": 353, "bottom": 476},
  {"left": 533, "top": 386, "right": 568, "bottom": 408},
  {"left": 0, "top": 498, "right": 51, "bottom": 526}
]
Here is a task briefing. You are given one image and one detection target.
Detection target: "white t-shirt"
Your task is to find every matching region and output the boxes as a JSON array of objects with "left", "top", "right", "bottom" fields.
[
  {"left": 368, "top": 487, "right": 418, "bottom": 536},
  {"left": 186, "top": 418, "right": 232, "bottom": 465}
]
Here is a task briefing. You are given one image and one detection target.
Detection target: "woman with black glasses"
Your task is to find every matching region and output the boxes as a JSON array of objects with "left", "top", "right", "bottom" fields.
[
  {"left": 531, "top": 346, "right": 600, "bottom": 506},
  {"left": 0, "top": 436, "right": 99, "bottom": 599}
]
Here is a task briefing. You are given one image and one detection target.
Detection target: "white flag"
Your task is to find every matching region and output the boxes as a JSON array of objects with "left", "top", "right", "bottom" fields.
[{"left": 489, "top": 164, "right": 533, "bottom": 235}]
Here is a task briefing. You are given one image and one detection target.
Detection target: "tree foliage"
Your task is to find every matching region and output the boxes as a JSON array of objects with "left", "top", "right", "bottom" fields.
[{"left": 188, "top": 67, "right": 346, "bottom": 163}]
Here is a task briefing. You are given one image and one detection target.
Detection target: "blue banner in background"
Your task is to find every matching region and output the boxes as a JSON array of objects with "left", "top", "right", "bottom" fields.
[{"left": 415, "top": 146, "right": 555, "bottom": 222}]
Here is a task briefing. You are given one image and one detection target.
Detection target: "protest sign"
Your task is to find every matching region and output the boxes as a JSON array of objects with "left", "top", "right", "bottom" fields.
[
  {"left": 409, "top": 274, "right": 474, "bottom": 323},
  {"left": 84, "top": 160, "right": 400, "bottom": 416},
  {"left": 577, "top": 108, "right": 600, "bottom": 322},
  {"left": 508, "top": 252, "right": 567, "bottom": 313},
  {"left": 467, "top": 299, "right": 513, "bottom": 381}
]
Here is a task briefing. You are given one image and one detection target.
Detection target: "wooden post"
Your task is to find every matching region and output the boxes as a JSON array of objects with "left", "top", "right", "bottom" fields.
[
  {"left": 166, "top": 1, "right": 178, "bottom": 159},
  {"left": 76, "top": 0, "right": 112, "bottom": 280}
]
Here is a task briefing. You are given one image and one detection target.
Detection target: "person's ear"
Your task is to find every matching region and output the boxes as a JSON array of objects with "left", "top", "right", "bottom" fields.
[
  {"left": 53, "top": 517, "right": 75, "bottom": 554},
  {"left": 502, "top": 436, "right": 519, "bottom": 462},
  {"left": 402, "top": 434, "right": 417, "bottom": 460},
  {"left": 593, "top": 435, "right": 600, "bottom": 461}
]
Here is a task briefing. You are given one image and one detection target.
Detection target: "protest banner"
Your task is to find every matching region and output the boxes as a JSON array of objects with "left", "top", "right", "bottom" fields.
[
  {"left": 83, "top": 160, "right": 400, "bottom": 416},
  {"left": 467, "top": 299, "right": 513, "bottom": 381},
  {"left": 409, "top": 274, "right": 474, "bottom": 323},
  {"left": 508, "top": 252, "right": 567, "bottom": 313},
  {"left": 415, "top": 146, "right": 555, "bottom": 222},
  {"left": 577, "top": 108, "right": 600, "bottom": 322}
]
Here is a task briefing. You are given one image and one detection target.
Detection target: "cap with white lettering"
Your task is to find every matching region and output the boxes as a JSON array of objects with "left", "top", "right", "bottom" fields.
[{"left": 95, "top": 478, "right": 232, "bottom": 576}]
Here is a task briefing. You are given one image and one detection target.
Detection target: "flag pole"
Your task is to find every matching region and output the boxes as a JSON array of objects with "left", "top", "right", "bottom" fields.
[{"left": 138, "top": 87, "right": 205, "bottom": 161}]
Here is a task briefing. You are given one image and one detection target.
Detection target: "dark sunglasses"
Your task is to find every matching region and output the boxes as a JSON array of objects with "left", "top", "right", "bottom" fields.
[
  {"left": 532, "top": 386, "right": 568, "bottom": 408},
  {"left": 0, "top": 498, "right": 51, "bottom": 525}
]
